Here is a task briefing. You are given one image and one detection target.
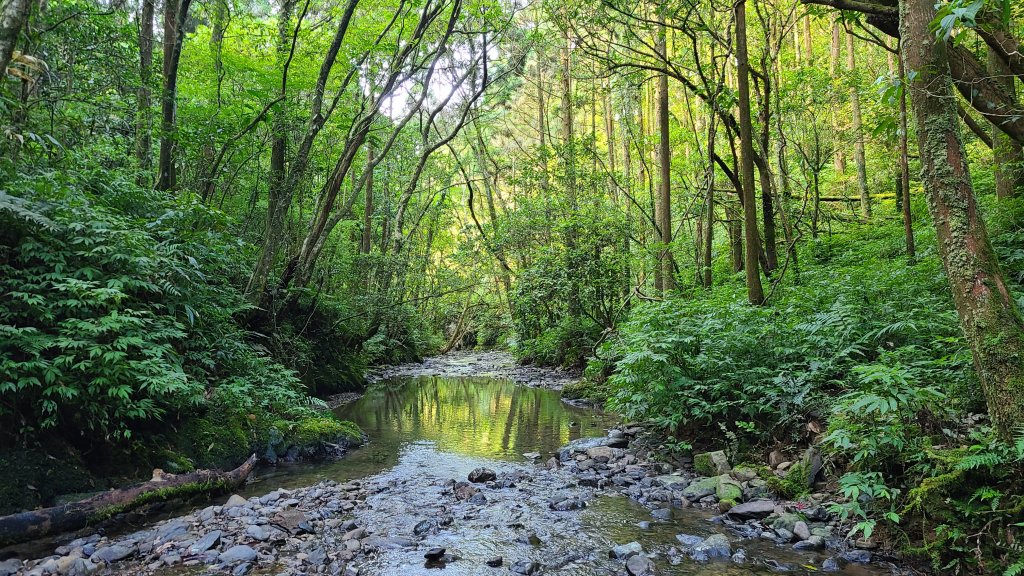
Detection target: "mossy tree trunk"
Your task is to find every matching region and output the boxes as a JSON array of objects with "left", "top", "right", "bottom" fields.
[
  {"left": 735, "top": 0, "right": 765, "bottom": 305},
  {"left": 901, "top": 0, "right": 1024, "bottom": 439}
]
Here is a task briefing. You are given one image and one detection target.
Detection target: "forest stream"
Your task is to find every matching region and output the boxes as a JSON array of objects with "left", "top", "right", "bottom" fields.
[{"left": 5, "top": 354, "right": 905, "bottom": 576}]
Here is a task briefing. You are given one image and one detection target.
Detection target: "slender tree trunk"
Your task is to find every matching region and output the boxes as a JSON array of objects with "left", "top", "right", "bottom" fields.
[
  {"left": 135, "top": 0, "right": 155, "bottom": 180},
  {"left": 703, "top": 112, "right": 715, "bottom": 289},
  {"left": 901, "top": 0, "right": 1024, "bottom": 439},
  {"left": 988, "top": 37, "right": 1023, "bottom": 199},
  {"left": 831, "top": 18, "right": 846, "bottom": 173},
  {"left": 361, "top": 146, "right": 374, "bottom": 254},
  {"left": 657, "top": 14, "right": 674, "bottom": 292},
  {"left": 537, "top": 59, "right": 549, "bottom": 193},
  {"left": 156, "top": 0, "right": 192, "bottom": 191},
  {"left": 561, "top": 29, "right": 580, "bottom": 316},
  {"left": 847, "top": 31, "right": 870, "bottom": 217},
  {"left": 757, "top": 71, "right": 778, "bottom": 274},
  {"left": 736, "top": 0, "right": 764, "bottom": 305},
  {"left": 897, "top": 46, "right": 915, "bottom": 261}
]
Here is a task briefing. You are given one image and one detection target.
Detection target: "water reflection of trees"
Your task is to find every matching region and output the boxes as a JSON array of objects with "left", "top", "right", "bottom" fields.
[{"left": 337, "top": 377, "right": 611, "bottom": 459}]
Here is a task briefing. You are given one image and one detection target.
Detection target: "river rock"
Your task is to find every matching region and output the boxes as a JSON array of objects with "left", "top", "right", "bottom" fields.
[
  {"left": 610, "top": 541, "right": 643, "bottom": 560},
  {"left": 800, "top": 448, "right": 823, "bottom": 485},
  {"left": 715, "top": 477, "right": 743, "bottom": 502},
  {"left": 642, "top": 506, "right": 665, "bottom": 519},
  {"left": 245, "top": 524, "right": 270, "bottom": 541},
  {"left": 726, "top": 499, "right": 775, "bottom": 520},
  {"left": 224, "top": 494, "right": 248, "bottom": 508},
  {"left": 509, "top": 560, "right": 542, "bottom": 575},
  {"left": 189, "top": 530, "right": 222, "bottom": 554},
  {"left": 794, "top": 535, "right": 825, "bottom": 550},
  {"left": 343, "top": 527, "right": 365, "bottom": 540},
  {"left": 681, "top": 477, "right": 718, "bottom": 501},
  {"left": 793, "top": 521, "right": 811, "bottom": 541},
  {"left": 675, "top": 534, "right": 704, "bottom": 548},
  {"left": 689, "top": 534, "right": 731, "bottom": 562},
  {"left": 414, "top": 519, "right": 437, "bottom": 535},
  {"left": 549, "top": 496, "right": 585, "bottom": 511},
  {"left": 424, "top": 548, "right": 446, "bottom": 561},
  {"left": 841, "top": 550, "right": 873, "bottom": 564},
  {"left": 453, "top": 481, "right": 478, "bottom": 500},
  {"left": 232, "top": 562, "right": 251, "bottom": 576},
  {"left": 693, "top": 451, "right": 731, "bottom": 476},
  {"left": 625, "top": 554, "right": 655, "bottom": 575},
  {"left": 468, "top": 467, "right": 497, "bottom": 483},
  {"left": 218, "top": 545, "right": 257, "bottom": 564},
  {"left": 0, "top": 559, "right": 20, "bottom": 576},
  {"left": 486, "top": 556, "right": 503, "bottom": 567},
  {"left": 586, "top": 446, "right": 621, "bottom": 462},
  {"left": 771, "top": 512, "right": 802, "bottom": 533},
  {"left": 90, "top": 544, "right": 135, "bottom": 564}
]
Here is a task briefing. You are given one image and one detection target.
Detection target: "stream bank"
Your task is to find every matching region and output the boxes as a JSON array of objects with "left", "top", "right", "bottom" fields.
[{"left": 2, "top": 354, "right": 909, "bottom": 576}]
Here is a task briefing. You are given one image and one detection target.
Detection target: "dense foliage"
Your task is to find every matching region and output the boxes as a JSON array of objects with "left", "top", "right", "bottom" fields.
[{"left": 3, "top": 0, "right": 1024, "bottom": 570}]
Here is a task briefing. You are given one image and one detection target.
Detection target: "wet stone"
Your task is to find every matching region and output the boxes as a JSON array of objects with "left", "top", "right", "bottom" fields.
[
  {"left": 486, "top": 556, "right": 503, "bottom": 567},
  {"left": 625, "top": 554, "right": 655, "bottom": 575},
  {"left": 509, "top": 560, "right": 542, "bottom": 575},
  {"left": 468, "top": 467, "right": 497, "bottom": 483},
  {"left": 424, "top": 548, "right": 446, "bottom": 561}
]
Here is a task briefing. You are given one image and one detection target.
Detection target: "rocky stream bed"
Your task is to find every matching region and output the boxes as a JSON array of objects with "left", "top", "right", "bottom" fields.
[{"left": 1, "top": 355, "right": 909, "bottom": 576}]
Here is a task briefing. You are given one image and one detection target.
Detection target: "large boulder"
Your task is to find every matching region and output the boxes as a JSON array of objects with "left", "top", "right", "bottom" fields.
[
  {"left": 725, "top": 499, "right": 775, "bottom": 520},
  {"left": 693, "top": 451, "right": 731, "bottom": 476}
]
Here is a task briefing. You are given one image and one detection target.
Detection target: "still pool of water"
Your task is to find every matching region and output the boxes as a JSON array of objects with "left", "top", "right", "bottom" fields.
[
  {"left": 237, "top": 376, "right": 897, "bottom": 576},
  {"left": 241, "top": 376, "right": 617, "bottom": 493}
]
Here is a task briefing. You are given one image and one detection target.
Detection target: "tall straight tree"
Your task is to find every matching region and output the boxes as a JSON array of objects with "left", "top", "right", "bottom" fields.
[
  {"left": 135, "top": 0, "right": 155, "bottom": 179},
  {"left": 736, "top": 0, "right": 764, "bottom": 305},
  {"left": 901, "top": 0, "right": 1024, "bottom": 439},
  {"left": 846, "top": 30, "right": 870, "bottom": 217},
  {"left": 156, "top": 0, "right": 193, "bottom": 191},
  {"left": 656, "top": 11, "right": 674, "bottom": 292}
]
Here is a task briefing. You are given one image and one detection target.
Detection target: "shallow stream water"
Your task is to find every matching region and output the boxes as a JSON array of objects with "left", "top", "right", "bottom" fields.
[{"left": 237, "top": 375, "right": 897, "bottom": 576}]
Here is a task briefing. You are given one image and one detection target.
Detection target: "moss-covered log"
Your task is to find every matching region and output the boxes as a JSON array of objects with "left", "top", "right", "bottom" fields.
[
  {"left": 900, "top": 0, "right": 1024, "bottom": 439},
  {"left": 0, "top": 454, "right": 257, "bottom": 546}
]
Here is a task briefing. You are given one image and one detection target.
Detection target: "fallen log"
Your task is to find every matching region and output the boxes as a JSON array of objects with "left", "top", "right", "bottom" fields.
[{"left": 0, "top": 454, "right": 257, "bottom": 546}]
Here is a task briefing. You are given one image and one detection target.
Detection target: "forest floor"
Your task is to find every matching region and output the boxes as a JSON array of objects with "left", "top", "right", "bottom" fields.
[{"left": 3, "top": 354, "right": 911, "bottom": 576}]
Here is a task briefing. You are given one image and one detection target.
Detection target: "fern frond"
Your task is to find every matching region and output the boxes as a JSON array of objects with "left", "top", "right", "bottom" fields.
[{"left": 0, "top": 191, "right": 59, "bottom": 231}]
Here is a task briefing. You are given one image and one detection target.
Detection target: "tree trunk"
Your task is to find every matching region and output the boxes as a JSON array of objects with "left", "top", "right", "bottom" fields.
[
  {"left": 736, "top": 0, "right": 764, "bottom": 305},
  {"left": 831, "top": 18, "right": 846, "bottom": 173},
  {"left": 361, "top": 146, "right": 374, "bottom": 254},
  {"left": 847, "top": 30, "right": 870, "bottom": 218},
  {"left": 901, "top": 0, "right": 1024, "bottom": 439},
  {"left": 0, "top": 455, "right": 257, "bottom": 547},
  {"left": 703, "top": 111, "right": 716, "bottom": 289},
  {"left": 156, "top": 0, "right": 192, "bottom": 191},
  {"left": 0, "top": 0, "right": 31, "bottom": 77},
  {"left": 988, "top": 40, "right": 1023, "bottom": 199},
  {"left": 897, "top": 46, "right": 915, "bottom": 261},
  {"left": 656, "top": 14, "right": 674, "bottom": 292},
  {"left": 135, "top": 0, "right": 155, "bottom": 179}
]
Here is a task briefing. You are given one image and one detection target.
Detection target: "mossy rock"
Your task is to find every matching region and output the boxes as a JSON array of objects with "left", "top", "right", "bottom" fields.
[
  {"left": 561, "top": 379, "right": 608, "bottom": 402},
  {"left": 694, "top": 451, "right": 731, "bottom": 476},
  {"left": 290, "top": 416, "right": 363, "bottom": 448},
  {"left": 716, "top": 477, "right": 744, "bottom": 502},
  {"left": 682, "top": 476, "right": 719, "bottom": 500},
  {"left": 176, "top": 414, "right": 252, "bottom": 470},
  {"left": 757, "top": 464, "right": 810, "bottom": 499}
]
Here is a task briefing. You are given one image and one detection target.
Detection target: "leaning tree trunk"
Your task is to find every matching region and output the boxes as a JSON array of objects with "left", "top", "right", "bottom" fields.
[
  {"left": 0, "top": 455, "right": 257, "bottom": 546},
  {"left": 901, "top": 0, "right": 1024, "bottom": 440}
]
